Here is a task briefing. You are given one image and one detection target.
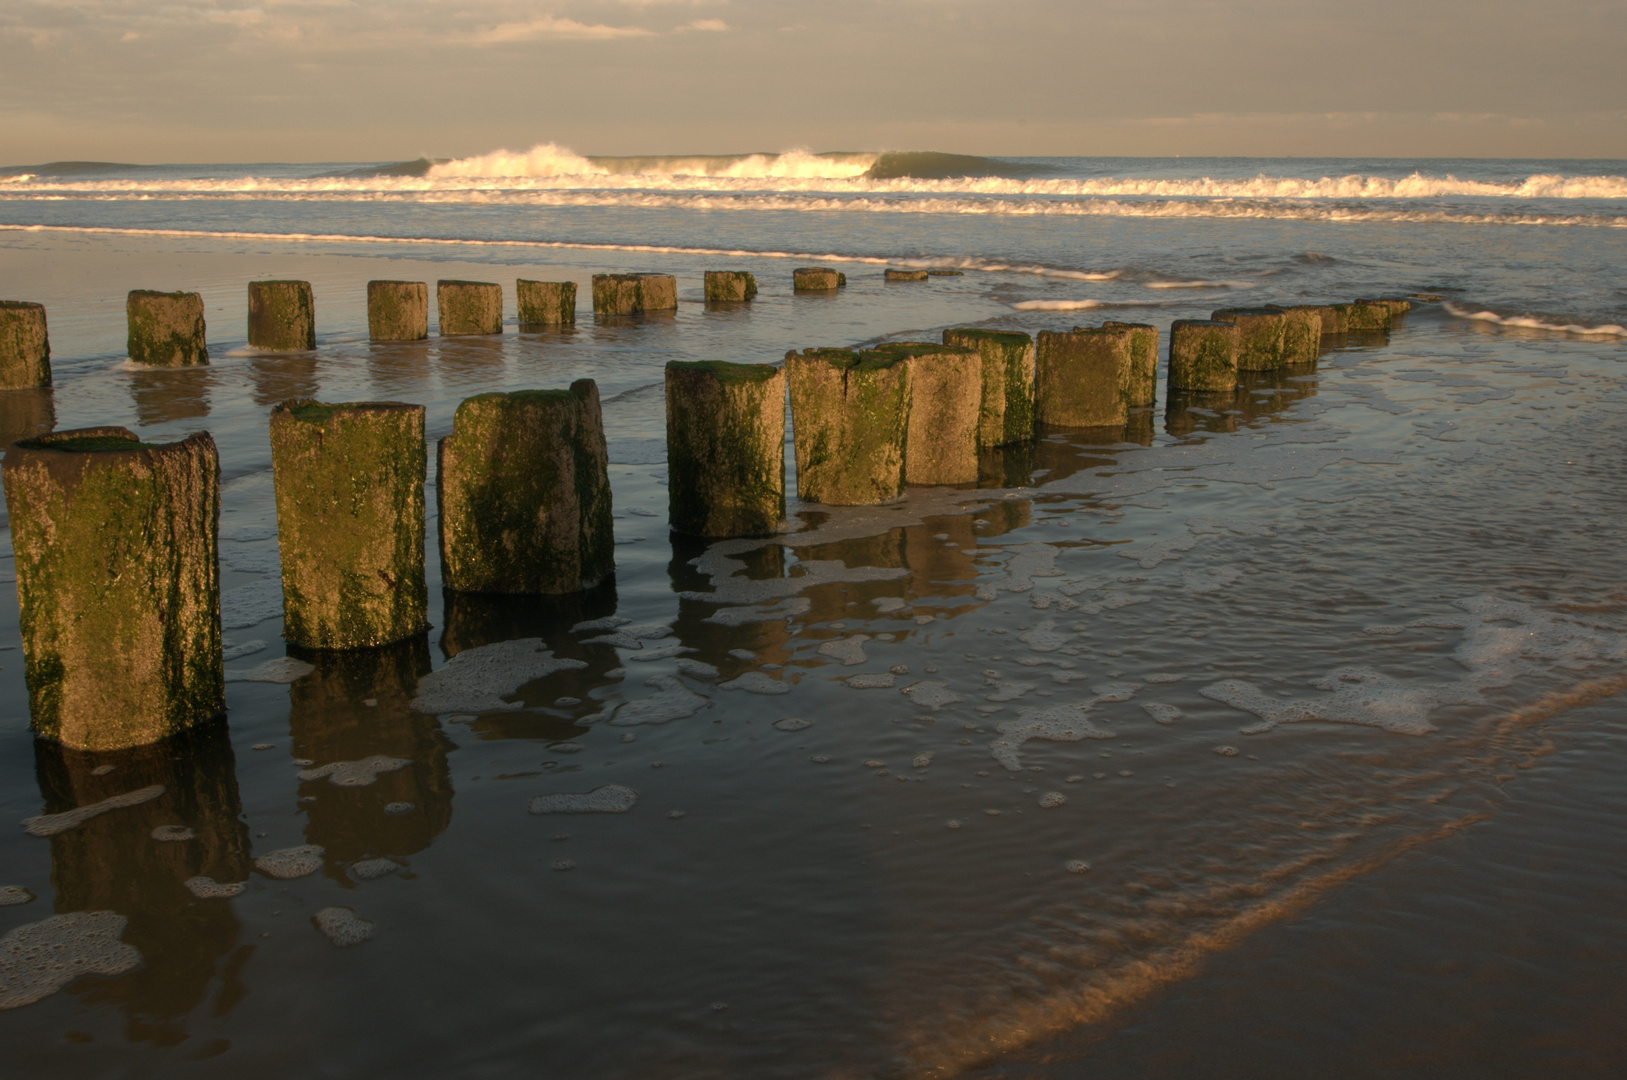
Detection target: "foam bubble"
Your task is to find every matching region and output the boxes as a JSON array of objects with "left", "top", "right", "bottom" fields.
[
  {"left": 183, "top": 876, "right": 247, "bottom": 899},
  {"left": 1180, "top": 566, "right": 1244, "bottom": 595},
  {"left": 223, "top": 657, "right": 315, "bottom": 684},
  {"left": 991, "top": 703, "right": 1114, "bottom": 771},
  {"left": 0, "top": 887, "right": 34, "bottom": 906},
  {"left": 817, "top": 635, "right": 870, "bottom": 666},
  {"left": 1065, "top": 860, "right": 1092, "bottom": 874},
  {"left": 297, "top": 755, "right": 410, "bottom": 787},
  {"left": 675, "top": 658, "right": 719, "bottom": 678},
  {"left": 312, "top": 907, "right": 373, "bottom": 947},
  {"left": 718, "top": 671, "right": 791, "bottom": 695},
  {"left": 1018, "top": 622, "right": 1070, "bottom": 652},
  {"left": 984, "top": 681, "right": 1036, "bottom": 702},
  {"left": 1214, "top": 746, "right": 1239, "bottom": 756},
  {"left": 848, "top": 673, "right": 896, "bottom": 689},
  {"left": 411, "top": 639, "right": 588, "bottom": 714},
  {"left": 254, "top": 845, "right": 325, "bottom": 879},
  {"left": 591, "top": 675, "right": 710, "bottom": 725},
  {"left": 150, "top": 825, "right": 195, "bottom": 842},
  {"left": 1142, "top": 702, "right": 1184, "bottom": 724},
  {"left": 704, "top": 598, "right": 814, "bottom": 626},
  {"left": 871, "top": 597, "right": 909, "bottom": 613},
  {"left": 1143, "top": 673, "right": 1182, "bottom": 683},
  {"left": 584, "top": 624, "right": 673, "bottom": 649},
  {"left": 0, "top": 912, "right": 142, "bottom": 1009},
  {"left": 912, "top": 752, "right": 935, "bottom": 769},
  {"left": 628, "top": 644, "right": 697, "bottom": 662},
  {"left": 902, "top": 681, "right": 961, "bottom": 709},
  {"left": 1090, "top": 683, "right": 1141, "bottom": 703},
  {"left": 1038, "top": 792, "right": 1068, "bottom": 808},
  {"left": 571, "top": 616, "right": 631, "bottom": 633},
  {"left": 349, "top": 858, "right": 400, "bottom": 881},
  {"left": 21, "top": 785, "right": 166, "bottom": 838},
  {"left": 529, "top": 785, "right": 639, "bottom": 814}
]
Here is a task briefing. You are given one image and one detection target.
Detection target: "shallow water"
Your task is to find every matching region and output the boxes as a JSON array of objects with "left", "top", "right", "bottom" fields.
[{"left": 1, "top": 157, "right": 1625, "bottom": 1076}]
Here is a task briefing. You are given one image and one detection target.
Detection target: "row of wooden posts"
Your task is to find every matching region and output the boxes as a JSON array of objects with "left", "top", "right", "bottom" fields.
[
  {"left": 0, "top": 288, "right": 1408, "bottom": 752},
  {"left": 0, "top": 269, "right": 855, "bottom": 386}
]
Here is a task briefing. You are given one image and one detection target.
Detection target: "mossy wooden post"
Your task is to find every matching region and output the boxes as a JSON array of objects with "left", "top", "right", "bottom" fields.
[
  {"left": 0, "top": 301, "right": 51, "bottom": 389},
  {"left": 437, "top": 281, "right": 502, "bottom": 336},
  {"left": 270, "top": 401, "right": 428, "bottom": 649},
  {"left": 1301, "top": 303, "right": 1345, "bottom": 336},
  {"left": 516, "top": 280, "right": 577, "bottom": 326},
  {"left": 1358, "top": 297, "right": 1411, "bottom": 323},
  {"left": 247, "top": 280, "right": 315, "bottom": 351},
  {"left": 942, "top": 329, "right": 1035, "bottom": 447},
  {"left": 127, "top": 291, "right": 208, "bottom": 366},
  {"left": 1343, "top": 300, "right": 1393, "bottom": 332},
  {"left": 786, "top": 348, "right": 910, "bottom": 505},
  {"left": 438, "top": 381, "right": 613, "bottom": 594},
  {"left": 666, "top": 362, "right": 784, "bottom": 537},
  {"left": 1168, "top": 320, "right": 1240, "bottom": 392},
  {"left": 1212, "top": 307, "right": 1288, "bottom": 371},
  {"left": 591, "top": 274, "right": 678, "bottom": 316},
  {"left": 1098, "top": 321, "right": 1159, "bottom": 407},
  {"left": 793, "top": 268, "right": 845, "bottom": 292},
  {"left": 2, "top": 427, "right": 222, "bottom": 750},
  {"left": 867, "top": 343, "right": 980, "bottom": 485},
  {"left": 703, "top": 271, "right": 757, "bottom": 303},
  {"left": 368, "top": 281, "right": 429, "bottom": 341},
  {"left": 1267, "top": 306, "right": 1322, "bottom": 364},
  {"left": 1034, "top": 329, "right": 1130, "bottom": 427},
  {"left": 885, "top": 269, "right": 929, "bottom": 282}
]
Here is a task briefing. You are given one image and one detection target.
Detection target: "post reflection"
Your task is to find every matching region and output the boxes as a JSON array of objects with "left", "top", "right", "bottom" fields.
[
  {"left": 34, "top": 721, "right": 251, "bottom": 1045},
  {"left": 1164, "top": 365, "right": 1319, "bottom": 437},
  {"left": 245, "top": 354, "right": 320, "bottom": 408},
  {"left": 127, "top": 366, "right": 215, "bottom": 426},
  {"left": 366, "top": 340, "right": 433, "bottom": 398},
  {"left": 285, "top": 639, "right": 455, "bottom": 882},
  {"left": 0, "top": 387, "right": 55, "bottom": 447}
]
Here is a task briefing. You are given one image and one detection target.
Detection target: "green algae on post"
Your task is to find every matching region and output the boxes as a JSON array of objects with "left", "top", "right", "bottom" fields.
[
  {"left": 0, "top": 301, "right": 51, "bottom": 389},
  {"left": 792, "top": 268, "right": 843, "bottom": 292},
  {"left": 1211, "top": 307, "right": 1288, "bottom": 371},
  {"left": 1266, "top": 306, "right": 1323, "bottom": 364},
  {"left": 1168, "top": 319, "right": 1241, "bottom": 392},
  {"left": 1343, "top": 299, "right": 1394, "bottom": 332},
  {"left": 865, "top": 342, "right": 980, "bottom": 485},
  {"left": 1098, "top": 320, "right": 1159, "bottom": 408},
  {"left": 126, "top": 290, "right": 207, "bottom": 366},
  {"left": 270, "top": 400, "right": 428, "bottom": 649},
  {"left": 368, "top": 281, "right": 428, "bottom": 341},
  {"left": 786, "top": 348, "right": 909, "bottom": 505},
  {"left": 516, "top": 280, "right": 577, "bottom": 326},
  {"left": 703, "top": 271, "right": 758, "bottom": 303},
  {"left": 2, "top": 426, "right": 223, "bottom": 750},
  {"left": 437, "top": 280, "right": 502, "bottom": 336},
  {"left": 1034, "top": 328, "right": 1131, "bottom": 428},
  {"left": 1297, "top": 303, "right": 1345, "bottom": 336},
  {"left": 437, "top": 382, "right": 614, "bottom": 594},
  {"left": 591, "top": 274, "right": 678, "bottom": 316},
  {"left": 884, "top": 269, "right": 929, "bottom": 282},
  {"left": 665, "top": 361, "right": 785, "bottom": 538},
  {"left": 247, "top": 280, "right": 315, "bottom": 351},
  {"left": 942, "top": 328, "right": 1035, "bottom": 447}
]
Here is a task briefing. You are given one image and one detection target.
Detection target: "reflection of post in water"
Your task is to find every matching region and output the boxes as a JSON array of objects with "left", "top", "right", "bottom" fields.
[
  {"left": 286, "top": 638, "right": 454, "bottom": 880},
  {"left": 245, "top": 354, "right": 320, "bottom": 408},
  {"left": 668, "top": 532, "right": 796, "bottom": 682},
  {"left": 434, "top": 336, "right": 508, "bottom": 384},
  {"left": 366, "top": 339, "right": 433, "bottom": 398},
  {"left": 0, "top": 387, "right": 54, "bottom": 447},
  {"left": 1164, "top": 365, "right": 1318, "bottom": 438},
  {"left": 437, "top": 582, "right": 627, "bottom": 741},
  {"left": 126, "top": 364, "right": 215, "bottom": 426},
  {"left": 34, "top": 721, "right": 251, "bottom": 1044},
  {"left": 1028, "top": 423, "right": 1136, "bottom": 487}
]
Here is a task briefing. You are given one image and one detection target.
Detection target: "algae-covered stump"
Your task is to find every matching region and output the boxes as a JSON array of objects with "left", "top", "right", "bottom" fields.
[
  {"left": 517, "top": 280, "right": 577, "bottom": 326},
  {"left": 867, "top": 342, "right": 980, "bottom": 486},
  {"left": 270, "top": 401, "right": 428, "bottom": 649},
  {"left": 666, "top": 362, "right": 785, "bottom": 537},
  {"left": 942, "top": 328, "right": 1035, "bottom": 447},
  {"left": 793, "top": 268, "right": 845, "bottom": 291},
  {"left": 2, "top": 427, "right": 222, "bottom": 750},
  {"left": 368, "top": 281, "right": 429, "bottom": 341},
  {"left": 1098, "top": 321, "right": 1159, "bottom": 408},
  {"left": 1298, "top": 303, "right": 1345, "bottom": 336},
  {"left": 786, "top": 349, "right": 910, "bottom": 505},
  {"left": 1034, "top": 328, "right": 1131, "bottom": 428},
  {"left": 437, "top": 281, "right": 502, "bottom": 336},
  {"left": 703, "top": 271, "right": 758, "bottom": 303},
  {"left": 248, "top": 280, "right": 315, "bottom": 351},
  {"left": 592, "top": 274, "right": 678, "bottom": 316},
  {"left": 1168, "top": 320, "right": 1241, "bottom": 392},
  {"left": 127, "top": 291, "right": 208, "bottom": 366},
  {"left": 438, "top": 382, "right": 614, "bottom": 594},
  {"left": 1344, "top": 299, "right": 1395, "bottom": 332},
  {"left": 0, "top": 301, "right": 51, "bottom": 389},
  {"left": 1268, "top": 306, "right": 1323, "bottom": 364},
  {"left": 1211, "top": 307, "right": 1288, "bottom": 371},
  {"left": 885, "top": 269, "right": 929, "bottom": 282}
]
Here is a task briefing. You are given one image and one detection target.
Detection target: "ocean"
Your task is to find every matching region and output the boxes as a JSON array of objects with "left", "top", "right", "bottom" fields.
[{"left": 0, "top": 149, "right": 1624, "bottom": 1077}]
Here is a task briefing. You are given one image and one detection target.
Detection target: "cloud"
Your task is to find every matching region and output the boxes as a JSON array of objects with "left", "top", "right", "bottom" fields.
[
  {"left": 678, "top": 18, "right": 729, "bottom": 31},
  {"left": 466, "top": 15, "right": 656, "bottom": 43}
]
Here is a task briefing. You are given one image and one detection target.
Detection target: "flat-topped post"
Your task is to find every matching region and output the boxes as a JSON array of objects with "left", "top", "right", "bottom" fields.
[
  {"left": 942, "top": 328, "right": 1035, "bottom": 447},
  {"left": 1097, "top": 320, "right": 1159, "bottom": 408},
  {"left": 248, "top": 280, "right": 315, "bottom": 351},
  {"left": 127, "top": 290, "right": 208, "bottom": 366},
  {"left": 1168, "top": 320, "right": 1240, "bottom": 392},
  {"left": 0, "top": 301, "right": 51, "bottom": 389},
  {"left": 270, "top": 400, "right": 428, "bottom": 649},
  {"left": 517, "top": 280, "right": 577, "bottom": 326},
  {"left": 866, "top": 342, "right": 980, "bottom": 485},
  {"left": 2, "top": 427, "right": 222, "bottom": 749},
  {"left": 703, "top": 271, "right": 758, "bottom": 303},
  {"left": 437, "top": 280, "right": 502, "bottom": 336},
  {"left": 1266, "top": 306, "right": 1323, "bottom": 364},
  {"left": 1343, "top": 299, "right": 1394, "bottom": 332},
  {"left": 368, "top": 281, "right": 429, "bottom": 341},
  {"left": 1212, "top": 307, "right": 1288, "bottom": 371},
  {"left": 1034, "top": 328, "right": 1131, "bottom": 427},
  {"left": 793, "top": 268, "right": 846, "bottom": 291},
  {"left": 786, "top": 348, "right": 910, "bottom": 505},
  {"left": 885, "top": 269, "right": 928, "bottom": 282},
  {"left": 592, "top": 274, "right": 678, "bottom": 316},
  {"left": 666, "top": 361, "right": 785, "bottom": 537}
]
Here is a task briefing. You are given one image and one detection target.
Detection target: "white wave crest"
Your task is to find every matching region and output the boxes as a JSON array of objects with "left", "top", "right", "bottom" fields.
[
  {"left": 1443, "top": 302, "right": 1627, "bottom": 337},
  {"left": 428, "top": 143, "right": 877, "bottom": 180},
  {"left": 1145, "top": 279, "right": 1253, "bottom": 289},
  {"left": 1011, "top": 299, "right": 1105, "bottom": 311},
  {"left": 428, "top": 143, "right": 601, "bottom": 178}
]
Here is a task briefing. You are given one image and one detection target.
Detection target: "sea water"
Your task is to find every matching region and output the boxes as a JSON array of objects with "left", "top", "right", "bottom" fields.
[{"left": 0, "top": 151, "right": 1624, "bottom": 1077}]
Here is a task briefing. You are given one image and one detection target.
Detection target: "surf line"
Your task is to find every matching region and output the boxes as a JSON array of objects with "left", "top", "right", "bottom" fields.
[{"left": 0, "top": 223, "right": 1119, "bottom": 283}]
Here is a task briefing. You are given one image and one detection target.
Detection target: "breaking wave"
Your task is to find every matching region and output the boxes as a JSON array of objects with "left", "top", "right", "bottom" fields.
[{"left": 1443, "top": 302, "right": 1627, "bottom": 337}]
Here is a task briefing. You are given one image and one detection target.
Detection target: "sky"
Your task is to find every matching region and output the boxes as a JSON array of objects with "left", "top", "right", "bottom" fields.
[{"left": 1, "top": 0, "right": 1624, "bottom": 163}]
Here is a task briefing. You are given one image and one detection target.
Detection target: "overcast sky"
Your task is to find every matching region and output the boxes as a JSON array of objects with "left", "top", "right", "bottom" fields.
[{"left": 2, "top": 0, "right": 1624, "bottom": 163}]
